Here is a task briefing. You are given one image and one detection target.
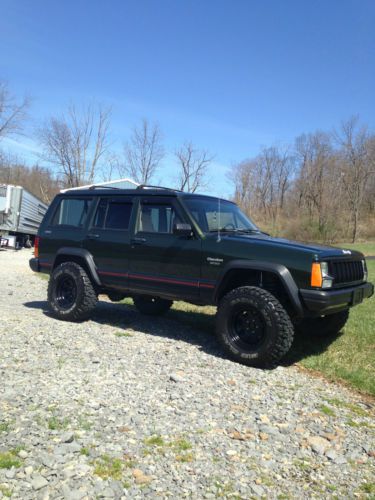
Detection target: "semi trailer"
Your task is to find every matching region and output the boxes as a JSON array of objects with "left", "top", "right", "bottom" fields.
[{"left": 0, "top": 184, "right": 48, "bottom": 248}]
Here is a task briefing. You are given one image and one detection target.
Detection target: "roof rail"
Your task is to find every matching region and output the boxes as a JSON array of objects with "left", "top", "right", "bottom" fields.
[
  {"left": 60, "top": 178, "right": 139, "bottom": 193},
  {"left": 88, "top": 185, "right": 119, "bottom": 190},
  {"left": 137, "top": 184, "right": 183, "bottom": 192}
]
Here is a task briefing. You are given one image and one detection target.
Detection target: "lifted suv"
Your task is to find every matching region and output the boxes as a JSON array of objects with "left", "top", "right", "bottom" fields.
[{"left": 30, "top": 185, "right": 374, "bottom": 367}]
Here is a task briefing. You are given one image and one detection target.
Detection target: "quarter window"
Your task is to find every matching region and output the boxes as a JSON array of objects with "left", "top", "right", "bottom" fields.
[{"left": 50, "top": 198, "right": 93, "bottom": 227}]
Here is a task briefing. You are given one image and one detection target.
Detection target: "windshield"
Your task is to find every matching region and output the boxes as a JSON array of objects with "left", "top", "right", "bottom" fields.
[{"left": 183, "top": 197, "right": 259, "bottom": 233}]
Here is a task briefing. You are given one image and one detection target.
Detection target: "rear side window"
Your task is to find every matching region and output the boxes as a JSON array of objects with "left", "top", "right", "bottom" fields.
[
  {"left": 93, "top": 198, "right": 132, "bottom": 230},
  {"left": 50, "top": 198, "right": 93, "bottom": 227}
]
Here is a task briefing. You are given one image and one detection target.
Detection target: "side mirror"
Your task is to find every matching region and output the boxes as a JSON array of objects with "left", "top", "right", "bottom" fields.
[{"left": 173, "top": 223, "right": 193, "bottom": 237}]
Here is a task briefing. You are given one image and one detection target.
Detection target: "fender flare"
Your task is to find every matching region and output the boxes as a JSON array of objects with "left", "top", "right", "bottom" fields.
[
  {"left": 214, "top": 260, "right": 303, "bottom": 316},
  {"left": 53, "top": 247, "right": 102, "bottom": 286}
]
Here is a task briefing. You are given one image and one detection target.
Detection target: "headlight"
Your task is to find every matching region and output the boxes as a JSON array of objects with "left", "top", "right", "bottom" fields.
[
  {"left": 362, "top": 260, "right": 368, "bottom": 281},
  {"left": 311, "top": 261, "right": 333, "bottom": 289}
]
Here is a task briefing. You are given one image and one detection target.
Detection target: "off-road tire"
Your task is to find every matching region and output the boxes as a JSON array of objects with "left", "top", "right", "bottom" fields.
[
  {"left": 133, "top": 295, "right": 173, "bottom": 316},
  {"left": 48, "top": 262, "right": 97, "bottom": 321},
  {"left": 296, "top": 310, "right": 349, "bottom": 337},
  {"left": 216, "top": 286, "right": 294, "bottom": 368}
]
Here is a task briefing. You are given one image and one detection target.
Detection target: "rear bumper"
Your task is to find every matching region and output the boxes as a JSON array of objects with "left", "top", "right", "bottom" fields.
[
  {"left": 29, "top": 257, "right": 40, "bottom": 272},
  {"left": 300, "top": 282, "right": 374, "bottom": 315}
]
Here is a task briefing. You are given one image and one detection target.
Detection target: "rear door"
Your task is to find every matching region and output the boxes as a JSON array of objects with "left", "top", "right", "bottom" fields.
[
  {"left": 128, "top": 196, "right": 202, "bottom": 300},
  {"left": 83, "top": 196, "right": 135, "bottom": 290}
]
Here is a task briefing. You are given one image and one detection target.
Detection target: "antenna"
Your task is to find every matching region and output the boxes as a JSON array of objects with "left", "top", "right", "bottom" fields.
[{"left": 217, "top": 197, "right": 221, "bottom": 243}]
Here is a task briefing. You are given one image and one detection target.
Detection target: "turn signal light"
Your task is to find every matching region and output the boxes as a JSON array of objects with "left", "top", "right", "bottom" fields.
[
  {"left": 34, "top": 236, "right": 40, "bottom": 258},
  {"left": 311, "top": 262, "right": 322, "bottom": 287}
]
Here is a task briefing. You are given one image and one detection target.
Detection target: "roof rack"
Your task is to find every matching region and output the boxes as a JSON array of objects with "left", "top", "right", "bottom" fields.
[
  {"left": 60, "top": 178, "right": 139, "bottom": 193},
  {"left": 137, "top": 184, "right": 183, "bottom": 192},
  {"left": 88, "top": 185, "right": 119, "bottom": 190}
]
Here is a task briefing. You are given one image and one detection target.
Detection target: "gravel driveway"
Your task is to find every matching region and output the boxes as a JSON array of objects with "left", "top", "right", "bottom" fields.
[{"left": 0, "top": 249, "right": 374, "bottom": 499}]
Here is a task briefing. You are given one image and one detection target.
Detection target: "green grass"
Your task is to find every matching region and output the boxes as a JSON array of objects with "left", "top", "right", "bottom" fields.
[
  {"left": 334, "top": 241, "right": 375, "bottom": 256},
  {"left": 319, "top": 404, "right": 336, "bottom": 417},
  {"left": 0, "top": 485, "right": 12, "bottom": 497},
  {"left": 47, "top": 416, "right": 70, "bottom": 430},
  {"left": 115, "top": 331, "right": 133, "bottom": 338},
  {"left": 92, "top": 455, "right": 124, "bottom": 480},
  {"left": 143, "top": 435, "right": 165, "bottom": 447},
  {"left": 0, "top": 422, "right": 10, "bottom": 433},
  {"left": 0, "top": 450, "right": 23, "bottom": 469},
  {"left": 360, "top": 482, "right": 375, "bottom": 495}
]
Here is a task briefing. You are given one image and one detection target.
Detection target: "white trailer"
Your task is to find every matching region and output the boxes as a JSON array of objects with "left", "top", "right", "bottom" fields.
[{"left": 0, "top": 184, "right": 48, "bottom": 248}]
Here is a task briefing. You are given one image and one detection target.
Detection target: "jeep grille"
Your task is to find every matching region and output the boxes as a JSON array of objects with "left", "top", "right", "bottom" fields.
[{"left": 329, "top": 260, "right": 364, "bottom": 285}]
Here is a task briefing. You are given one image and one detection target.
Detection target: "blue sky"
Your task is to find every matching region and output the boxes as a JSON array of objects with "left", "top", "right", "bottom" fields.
[{"left": 1, "top": 0, "right": 374, "bottom": 197}]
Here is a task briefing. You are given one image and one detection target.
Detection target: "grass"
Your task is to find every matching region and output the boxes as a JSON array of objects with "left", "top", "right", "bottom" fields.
[
  {"left": 334, "top": 241, "right": 375, "bottom": 256},
  {"left": 319, "top": 404, "right": 336, "bottom": 417},
  {"left": 360, "top": 482, "right": 375, "bottom": 495},
  {"left": 115, "top": 331, "right": 133, "bottom": 338},
  {"left": 0, "top": 422, "right": 10, "bottom": 433},
  {"left": 0, "top": 449, "right": 23, "bottom": 469},
  {"left": 47, "top": 416, "right": 70, "bottom": 430},
  {"left": 92, "top": 455, "right": 124, "bottom": 480},
  {"left": 142, "top": 434, "right": 194, "bottom": 462},
  {"left": 0, "top": 485, "right": 12, "bottom": 497},
  {"left": 323, "top": 397, "right": 370, "bottom": 417}
]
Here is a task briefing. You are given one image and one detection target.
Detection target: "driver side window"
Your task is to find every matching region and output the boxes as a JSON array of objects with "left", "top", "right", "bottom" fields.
[{"left": 137, "top": 203, "right": 182, "bottom": 234}]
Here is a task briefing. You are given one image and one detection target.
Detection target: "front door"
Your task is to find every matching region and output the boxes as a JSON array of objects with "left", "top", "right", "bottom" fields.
[{"left": 128, "top": 197, "right": 202, "bottom": 300}]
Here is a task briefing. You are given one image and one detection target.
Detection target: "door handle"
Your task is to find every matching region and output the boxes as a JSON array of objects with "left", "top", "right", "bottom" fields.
[
  {"left": 131, "top": 237, "right": 147, "bottom": 245},
  {"left": 87, "top": 233, "right": 100, "bottom": 239}
]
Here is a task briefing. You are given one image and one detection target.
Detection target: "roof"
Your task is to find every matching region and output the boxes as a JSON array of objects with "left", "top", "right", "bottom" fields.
[{"left": 58, "top": 185, "right": 233, "bottom": 203}]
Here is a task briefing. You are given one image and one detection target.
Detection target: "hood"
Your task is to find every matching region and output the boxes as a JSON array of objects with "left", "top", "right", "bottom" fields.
[{"left": 221, "top": 232, "right": 364, "bottom": 259}]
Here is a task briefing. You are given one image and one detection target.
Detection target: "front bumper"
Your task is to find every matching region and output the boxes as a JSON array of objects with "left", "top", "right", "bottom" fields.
[{"left": 300, "top": 282, "right": 374, "bottom": 315}]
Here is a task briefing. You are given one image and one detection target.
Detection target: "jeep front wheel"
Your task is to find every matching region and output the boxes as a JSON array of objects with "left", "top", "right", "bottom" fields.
[
  {"left": 48, "top": 262, "right": 97, "bottom": 321},
  {"left": 133, "top": 296, "right": 173, "bottom": 316},
  {"left": 216, "top": 286, "right": 294, "bottom": 368}
]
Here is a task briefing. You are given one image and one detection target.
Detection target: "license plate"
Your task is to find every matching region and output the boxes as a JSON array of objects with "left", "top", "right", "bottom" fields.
[{"left": 352, "top": 288, "right": 364, "bottom": 306}]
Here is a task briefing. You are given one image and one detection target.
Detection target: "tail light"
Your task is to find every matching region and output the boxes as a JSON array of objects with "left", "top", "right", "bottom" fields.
[{"left": 34, "top": 236, "right": 40, "bottom": 258}]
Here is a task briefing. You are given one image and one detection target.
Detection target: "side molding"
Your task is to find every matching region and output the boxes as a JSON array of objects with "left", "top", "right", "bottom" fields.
[
  {"left": 214, "top": 260, "right": 303, "bottom": 316},
  {"left": 54, "top": 247, "right": 102, "bottom": 286}
]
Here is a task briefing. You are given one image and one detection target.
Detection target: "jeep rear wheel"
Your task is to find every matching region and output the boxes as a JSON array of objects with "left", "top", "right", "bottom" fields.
[
  {"left": 133, "top": 296, "right": 173, "bottom": 316},
  {"left": 216, "top": 286, "right": 294, "bottom": 368},
  {"left": 48, "top": 262, "right": 97, "bottom": 321},
  {"left": 296, "top": 310, "right": 349, "bottom": 337}
]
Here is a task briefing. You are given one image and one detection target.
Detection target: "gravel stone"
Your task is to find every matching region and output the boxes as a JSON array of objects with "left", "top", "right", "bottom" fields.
[
  {"left": 31, "top": 475, "right": 49, "bottom": 490},
  {"left": 0, "top": 249, "right": 374, "bottom": 499}
]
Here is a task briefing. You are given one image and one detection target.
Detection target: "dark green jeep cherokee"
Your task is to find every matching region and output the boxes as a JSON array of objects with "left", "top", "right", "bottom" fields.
[{"left": 30, "top": 185, "right": 374, "bottom": 367}]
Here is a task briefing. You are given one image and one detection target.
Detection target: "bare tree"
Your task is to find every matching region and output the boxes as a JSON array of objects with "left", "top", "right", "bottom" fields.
[
  {"left": 38, "top": 102, "right": 111, "bottom": 188},
  {"left": 0, "top": 80, "right": 30, "bottom": 141},
  {"left": 175, "top": 141, "right": 213, "bottom": 192},
  {"left": 294, "top": 132, "right": 340, "bottom": 239},
  {"left": 119, "top": 119, "right": 164, "bottom": 184},
  {"left": 333, "top": 116, "right": 374, "bottom": 242},
  {"left": 0, "top": 151, "right": 60, "bottom": 203}
]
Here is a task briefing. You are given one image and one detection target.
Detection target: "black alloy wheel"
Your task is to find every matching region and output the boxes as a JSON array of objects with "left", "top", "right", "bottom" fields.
[
  {"left": 228, "top": 305, "right": 266, "bottom": 352},
  {"left": 55, "top": 275, "right": 78, "bottom": 310}
]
